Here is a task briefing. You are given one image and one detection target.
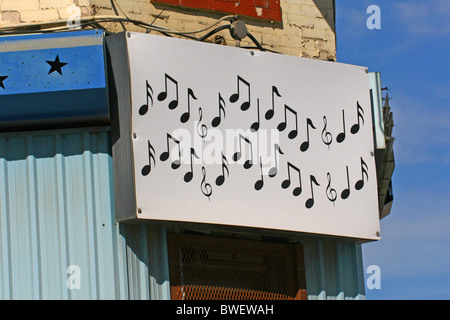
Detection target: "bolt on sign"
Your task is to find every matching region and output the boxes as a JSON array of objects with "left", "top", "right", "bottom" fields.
[{"left": 107, "top": 32, "right": 380, "bottom": 241}]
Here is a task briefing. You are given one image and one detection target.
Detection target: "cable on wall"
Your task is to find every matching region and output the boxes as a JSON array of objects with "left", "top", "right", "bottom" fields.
[{"left": 0, "top": 15, "right": 279, "bottom": 53}]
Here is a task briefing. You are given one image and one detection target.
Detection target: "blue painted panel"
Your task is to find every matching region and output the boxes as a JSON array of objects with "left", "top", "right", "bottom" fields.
[
  {"left": 0, "top": 88, "right": 108, "bottom": 123},
  {"left": 0, "top": 45, "right": 106, "bottom": 95},
  {"left": 0, "top": 29, "right": 102, "bottom": 43},
  {"left": 0, "top": 30, "right": 108, "bottom": 128}
]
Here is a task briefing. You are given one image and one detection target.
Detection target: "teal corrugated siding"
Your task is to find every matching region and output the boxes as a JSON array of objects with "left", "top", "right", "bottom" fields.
[
  {"left": 303, "top": 239, "right": 365, "bottom": 300},
  {"left": 0, "top": 128, "right": 170, "bottom": 300},
  {"left": 0, "top": 129, "right": 118, "bottom": 299},
  {"left": 0, "top": 128, "right": 362, "bottom": 300}
]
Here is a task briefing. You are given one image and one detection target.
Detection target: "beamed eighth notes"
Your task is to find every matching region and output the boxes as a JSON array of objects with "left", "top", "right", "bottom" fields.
[{"left": 137, "top": 74, "right": 370, "bottom": 203}]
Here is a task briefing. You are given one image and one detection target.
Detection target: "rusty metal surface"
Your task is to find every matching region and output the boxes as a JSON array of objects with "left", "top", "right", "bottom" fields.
[{"left": 167, "top": 233, "right": 307, "bottom": 300}]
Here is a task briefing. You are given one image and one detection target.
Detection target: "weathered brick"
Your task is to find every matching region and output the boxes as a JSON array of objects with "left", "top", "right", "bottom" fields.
[
  {"left": 300, "top": 26, "right": 328, "bottom": 40},
  {"left": 1, "top": 0, "right": 40, "bottom": 11},
  {"left": 39, "top": 0, "right": 75, "bottom": 9},
  {"left": 1, "top": 11, "right": 20, "bottom": 25},
  {"left": 0, "top": 0, "right": 335, "bottom": 60},
  {"left": 76, "top": 0, "right": 90, "bottom": 6},
  {"left": 57, "top": 6, "right": 80, "bottom": 19},
  {"left": 19, "top": 9, "right": 59, "bottom": 23}
]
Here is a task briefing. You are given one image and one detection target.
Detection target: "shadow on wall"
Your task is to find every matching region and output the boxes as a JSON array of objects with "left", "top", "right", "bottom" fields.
[
  {"left": 0, "top": 128, "right": 110, "bottom": 161},
  {"left": 118, "top": 223, "right": 171, "bottom": 299}
]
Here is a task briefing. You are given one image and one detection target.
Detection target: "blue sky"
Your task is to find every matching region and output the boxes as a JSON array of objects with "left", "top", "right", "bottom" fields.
[{"left": 335, "top": 0, "right": 450, "bottom": 299}]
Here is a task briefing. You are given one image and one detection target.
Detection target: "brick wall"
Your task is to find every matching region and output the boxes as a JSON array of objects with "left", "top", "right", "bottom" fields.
[
  {"left": 0, "top": 0, "right": 336, "bottom": 60},
  {"left": 0, "top": 0, "right": 91, "bottom": 24}
]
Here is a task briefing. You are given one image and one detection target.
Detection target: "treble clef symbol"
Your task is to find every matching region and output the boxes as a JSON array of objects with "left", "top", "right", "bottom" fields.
[
  {"left": 321, "top": 116, "right": 332, "bottom": 149},
  {"left": 200, "top": 166, "right": 212, "bottom": 200},
  {"left": 196, "top": 107, "right": 208, "bottom": 140},
  {"left": 326, "top": 172, "right": 337, "bottom": 206}
]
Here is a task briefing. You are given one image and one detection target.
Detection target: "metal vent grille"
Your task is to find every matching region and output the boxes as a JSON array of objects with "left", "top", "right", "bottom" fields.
[{"left": 168, "top": 233, "right": 307, "bottom": 300}]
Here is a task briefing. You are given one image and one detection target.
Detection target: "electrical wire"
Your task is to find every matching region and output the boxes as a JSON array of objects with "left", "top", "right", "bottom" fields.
[
  {"left": 0, "top": 15, "right": 276, "bottom": 53},
  {"left": 0, "top": 15, "right": 219, "bottom": 35},
  {"left": 245, "top": 32, "right": 266, "bottom": 52},
  {"left": 198, "top": 24, "right": 231, "bottom": 41},
  {"left": 165, "top": 15, "right": 237, "bottom": 35}
]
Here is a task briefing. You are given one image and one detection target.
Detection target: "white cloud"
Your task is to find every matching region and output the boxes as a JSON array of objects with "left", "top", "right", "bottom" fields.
[
  {"left": 395, "top": 0, "right": 450, "bottom": 35},
  {"left": 389, "top": 91, "right": 450, "bottom": 166}
]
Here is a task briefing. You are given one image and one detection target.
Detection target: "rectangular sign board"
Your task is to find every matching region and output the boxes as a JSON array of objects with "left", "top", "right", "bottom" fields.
[{"left": 110, "top": 32, "right": 380, "bottom": 241}]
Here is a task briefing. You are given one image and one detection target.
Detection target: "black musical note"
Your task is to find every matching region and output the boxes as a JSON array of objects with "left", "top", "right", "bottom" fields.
[
  {"left": 215, "top": 152, "right": 229, "bottom": 186},
  {"left": 300, "top": 118, "right": 316, "bottom": 152},
  {"left": 158, "top": 73, "right": 179, "bottom": 110},
  {"left": 281, "top": 162, "right": 302, "bottom": 197},
  {"left": 196, "top": 107, "right": 208, "bottom": 139},
  {"left": 160, "top": 133, "right": 181, "bottom": 170},
  {"left": 326, "top": 172, "right": 337, "bottom": 205},
  {"left": 211, "top": 93, "right": 226, "bottom": 127},
  {"left": 265, "top": 86, "right": 281, "bottom": 120},
  {"left": 233, "top": 134, "right": 253, "bottom": 169},
  {"left": 336, "top": 109, "right": 346, "bottom": 143},
  {"left": 254, "top": 157, "right": 264, "bottom": 191},
  {"left": 350, "top": 102, "right": 365, "bottom": 134},
  {"left": 355, "top": 157, "right": 368, "bottom": 190},
  {"left": 321, "top": 116, "right": 332, "bottom": 149},
  {"left": 277, "top": 104, "right": 298, "bottom": 139},
  {"left": 229, "top": 75, "right": 251, "bottom": 111},
  {"left": 139, "top": 80, "right": 153, "bottom": 116},
  {"left": 268, "top": 144, "right": 284, "bottom": 178},
  {"left": 141, "top": 140, "right": 156, "bottom": 176},
  {"left": 341, "top": 165, "right": 350, "bottom": 200},
  {"left": 250, "top": 98, "right": 261, "bottom": 132},
  {"left": 305, "top": 175, "right": 320, "bottom": 209},
  {"left": 183, "top": 147, "right": 200, "bottom": 183},
  {"left": 200, "top": 166, "right": 212, "bottom": 200},
  {"left": 180, "top": 88, "right": 197, "bottom": 123}
]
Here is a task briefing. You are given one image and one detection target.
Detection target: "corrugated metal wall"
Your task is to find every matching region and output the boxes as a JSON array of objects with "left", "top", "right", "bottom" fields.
[
  {"left": 0, "top": 128, "right": 363, "bottom": 300},
  {"left": 303, "top": 239, "right": 365, "bottom": 300},
  {"left": 0, "top": 128, "right": 169, "bottom": 300}
]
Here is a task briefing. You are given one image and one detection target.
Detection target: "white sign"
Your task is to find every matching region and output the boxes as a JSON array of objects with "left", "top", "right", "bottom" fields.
[{"left": 126, "top": 32, "right": 380, "bottom": 241}]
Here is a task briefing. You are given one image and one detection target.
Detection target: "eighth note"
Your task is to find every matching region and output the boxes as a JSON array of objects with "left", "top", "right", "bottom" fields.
[
  {"left": 180, "top": 88, "right": 196, "bottom": 123},
  {"left": 158, "top": 73, "right": 179, "bottom": 110},
  {"left": 211, "top": 93, "right": 226, "bottom": 127},
  {"left": 183, "top": 147, "right": 200, "bottom": 183},
  {"left": 139, "top": 80, "right": 153, "bottom": 116},
  {"left": 305, "top": 175, "right": 320, "bottom": 209},
  {"left": 277, "top": 104, "right": 298, "bottom": 139},
  {"left": 233, "top": 134, "right": 253, "bottom": 169},
  {"left": 265, "top": 85, "right": 281, "bottom": 120},
  {"left": 300, "top": 118, "right": 316, "bottom": 152},
  {"left": 229, "top": 75, "right": 251, "bottom": 111},
  {"left": 160, "top": 133, "right": 181, "bottom": 170},
  {"left": 141, "top": 140, "right": 156, "bottom": 176},
  {"left": 268, "top": 144, "right": 284, "bottom": 178},
  {"left": 350, "top": 102, "right": 364, "bottom": 134},
  {"left": 215, "top": 152, "right": 229, "bottom": 186},
  {"left": 355, "top": 157, "right": 368, "bottom": 190},
  {"left": 281, "top": 162, "right": 302, "bottom": 197}
]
